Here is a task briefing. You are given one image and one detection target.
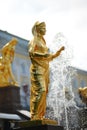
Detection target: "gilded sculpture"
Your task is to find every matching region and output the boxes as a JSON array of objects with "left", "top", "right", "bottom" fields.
[
  {"left": 0, "top": 38, "right": 18, "bottom": 87},
  {"left": 78, "top": 87, "right": 87, "bottom": 104},
  {"left": 28, "top": 21, "right": 65, "bottom": 120}
]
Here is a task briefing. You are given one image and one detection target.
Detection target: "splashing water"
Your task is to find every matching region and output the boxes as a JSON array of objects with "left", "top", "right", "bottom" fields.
[{"left": 46, "top": 32, "right": 79, "bottom": 130}]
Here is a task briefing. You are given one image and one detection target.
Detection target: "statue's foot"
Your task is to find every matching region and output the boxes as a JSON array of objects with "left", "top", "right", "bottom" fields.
[
  {"left": 31, "top": 117, "right": 42, "bottom": 120},
  {"left": 31, "top": 116, "right": 50, "bottom": 121},
  {"left": 30, "top": 115, "right": 44, "bottom": 120}
]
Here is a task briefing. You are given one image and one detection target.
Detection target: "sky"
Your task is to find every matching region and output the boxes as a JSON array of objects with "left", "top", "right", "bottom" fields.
[{"left": 0, "top": 0, "right": 87, "bottom": 71}]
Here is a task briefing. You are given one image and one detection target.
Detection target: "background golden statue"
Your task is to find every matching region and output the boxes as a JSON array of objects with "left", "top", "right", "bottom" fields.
[
  {"left": 28, "top": 21, "right": 65, "bottom": 120},
  {"left": 0, "top": 38, "right": 18, "bottom": 87},
  {"left": 78, "top": 87, "right": 87, "bottom": 104}
]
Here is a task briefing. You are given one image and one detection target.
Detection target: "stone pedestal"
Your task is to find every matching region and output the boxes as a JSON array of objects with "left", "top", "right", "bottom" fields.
[
  {"left": 0, "top": 86, "right": 21, "bottom": 113},
  {"left": 18, "top": 119, "right": 58, "bottom": 127},
  {"left": 14, "top": 124, "right": 64, "bottom": 130},
  {"left": 13, "top": 120, "right": 64, "bottom": 130}
]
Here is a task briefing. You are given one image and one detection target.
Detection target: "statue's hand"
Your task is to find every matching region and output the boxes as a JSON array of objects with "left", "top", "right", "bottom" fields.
[
  {"left": 60, "top": 46, "right": 65, "bottom": 51},
  {"left": 56, "top": 46, "right": 65, "bottom": 55},
  {"left": 52, "top": 46, "right": 65, "bottom": 59}
]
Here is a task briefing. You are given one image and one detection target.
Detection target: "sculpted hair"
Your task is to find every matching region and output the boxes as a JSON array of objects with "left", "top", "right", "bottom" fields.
[{"left": 32, "top": 21, "right": 46, "bottom": 35}]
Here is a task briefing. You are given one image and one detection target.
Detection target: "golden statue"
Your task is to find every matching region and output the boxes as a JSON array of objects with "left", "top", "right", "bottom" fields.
[
  {"left": 28, "top": 21, "right": 65, "bottom": 120},
  {"left": 0, "top": 38, "right": 18, "bottom": 87},
  {"left": 78, "top": 87, "right": 87, "bottom": 104}
]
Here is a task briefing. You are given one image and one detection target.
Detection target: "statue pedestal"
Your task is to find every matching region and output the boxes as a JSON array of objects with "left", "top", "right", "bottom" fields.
[
  {"left": 14, "top": 120, "right": 64, "bottom": 130},
  {"left": 0, "top": 86, "right": 21, "bottom": 113},
  {"left": 18, "top": 119, "right": 58, "bottom": 127},
  {"left": 14, "top": 124, "right": 64, "bottom": 130}
]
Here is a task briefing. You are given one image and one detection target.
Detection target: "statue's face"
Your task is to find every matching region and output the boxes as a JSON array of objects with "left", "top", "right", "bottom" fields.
[
  {"left": 35, "top": 22, "right": 46, "bottom": 36},
  {"left": 39, "top": 25, "right": 46, "bottom": 35}
]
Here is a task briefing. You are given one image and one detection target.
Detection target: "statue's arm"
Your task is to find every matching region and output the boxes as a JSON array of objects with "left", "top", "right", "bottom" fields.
[
  {"left": 30, "top": 46, "right": 65, "bottom": 61},
  {"left": 43, "top": 46, "right": 65, "bottom": 61},
  {"left": 51, "top": 46, "right": 65, "bottom": 60}
]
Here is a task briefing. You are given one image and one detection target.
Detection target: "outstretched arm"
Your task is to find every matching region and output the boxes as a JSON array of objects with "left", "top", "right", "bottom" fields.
[
  {"left": 31, "top": 46, "right": 65, "bottom": 61},
  {"left": 52, "top": 46, "right": 65, "bottom": 59}
]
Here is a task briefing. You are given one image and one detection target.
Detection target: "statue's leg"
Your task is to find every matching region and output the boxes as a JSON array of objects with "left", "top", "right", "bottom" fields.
[
  {"left": 30, "top": 86, "right": 46, "bottom": 120},
  {"left": 37, "top": 91, "right": 46, "bottom": 119}
]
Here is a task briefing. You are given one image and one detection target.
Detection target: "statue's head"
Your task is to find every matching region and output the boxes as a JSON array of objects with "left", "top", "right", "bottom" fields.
[
  {"left": 9, "top": 38, "right": 18, "bottom": 46},
  {"left": 32, "top": 21, "right": 46, "bottom": 36}
]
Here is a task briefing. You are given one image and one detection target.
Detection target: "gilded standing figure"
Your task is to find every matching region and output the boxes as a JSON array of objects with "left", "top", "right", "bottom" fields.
[
  {"left": 0, "top": 38, "right": 18, "bottom": 87},
  {"left": 28, "top": 21, "right": 65, "bottom": 120}
]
